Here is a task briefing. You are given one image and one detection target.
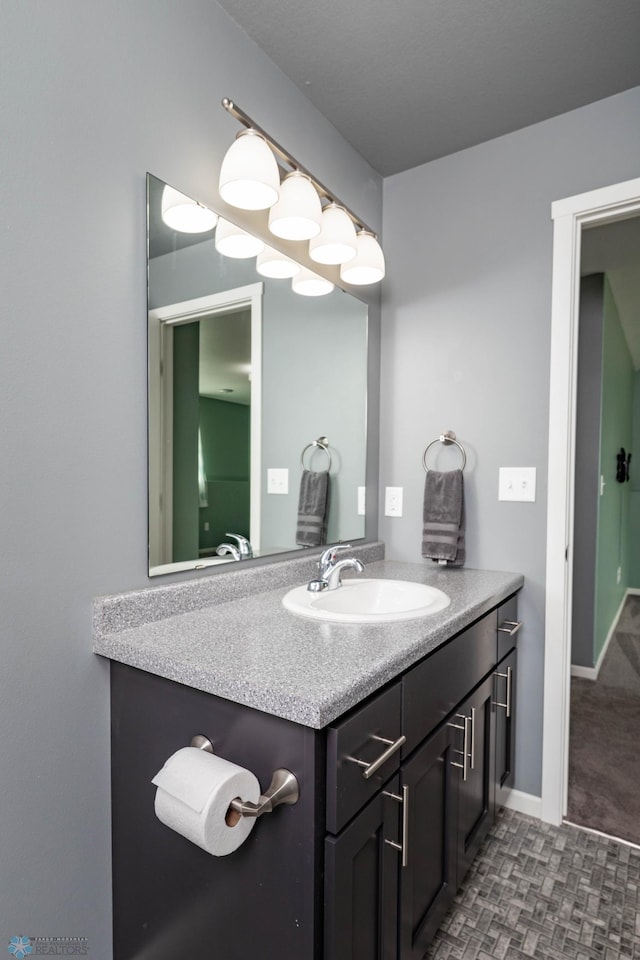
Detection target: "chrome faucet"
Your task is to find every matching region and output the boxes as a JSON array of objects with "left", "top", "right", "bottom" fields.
[
  {"left": 216, "top": 533, "right": 253, "bottom": 561},
  {"left": 216, "top": 543, "right": 240, "bottom": 560},
  {"left": 307, "top": 544, "right": 365, "bottom": 592}
]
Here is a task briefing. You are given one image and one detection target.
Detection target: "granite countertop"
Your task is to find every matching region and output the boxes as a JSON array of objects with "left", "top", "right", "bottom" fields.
[{"left": 94, "top": 558, "right": 523, "bottom": 729}]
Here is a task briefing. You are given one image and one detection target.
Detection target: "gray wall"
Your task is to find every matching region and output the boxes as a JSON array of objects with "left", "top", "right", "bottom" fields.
[
  {"left": 380, "top": 85, "right": 640, "bottom": 798},
  {"left": 593, "top": 276, "right": 634, "bottom": 659},
  {"left": 150, "top": 239, "right": 369, "bottom": 553},
  {"left": 260, "top": 284, "right": 368, "bottom": 550},
  {"left": 572, "top": 275, "right": 605, "bottom": 668},
  {"left": 0, "top": 3, "right": 381, "bottom": 955}
]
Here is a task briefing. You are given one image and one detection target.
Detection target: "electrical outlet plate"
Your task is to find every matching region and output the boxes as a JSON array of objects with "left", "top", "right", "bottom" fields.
[
  {"left": 357, "top": 486, "right": 366, "bottom": 516},
  {"left": 498, "top": 467, "right": 536, "bottom": 502},
  {"left": 384, "top": 486, "right": 403, "bottom": 517},
  {"left": 267, "top": 468, "right": 289, "bottom": 495}
]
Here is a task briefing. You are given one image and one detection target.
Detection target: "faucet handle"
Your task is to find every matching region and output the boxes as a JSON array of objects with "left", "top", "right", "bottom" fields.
[
  {"left": 318, "top": 543, "right": 352, "bottom": 574},
  {"left": 225, "top": 533, "right": 253, "bottom": 558}
]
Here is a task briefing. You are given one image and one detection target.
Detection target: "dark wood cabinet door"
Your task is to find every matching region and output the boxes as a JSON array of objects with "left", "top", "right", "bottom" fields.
[
  {"left": 325, "top": 776, "right": 400, "bottom": 960},
  {"left": 495, "top": 648, "right": 517, "bottom": 807},
  {"left": 398, "top": 723, "right": 458, "bottom": 960},
  {"left": 456, "top": 672, "right": 496, "bottom": 885}
]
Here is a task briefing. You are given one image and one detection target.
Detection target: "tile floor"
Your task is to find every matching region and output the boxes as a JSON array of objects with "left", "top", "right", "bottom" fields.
[{"left": 425, "top": 809, "right": 640, "bottom": 959}]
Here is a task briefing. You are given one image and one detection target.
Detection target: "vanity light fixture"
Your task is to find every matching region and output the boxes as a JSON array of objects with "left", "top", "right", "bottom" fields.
[
  {"left": 292, "top": 267, "right": 334, "bottom": 297},
  {"left": 214, "top": 217, "right": 265, "bottom": 259},
  {"left": 256, "top": 244, "right": 300, "bottom": 279},
  {"left": 220, "top": 98, "right": 385, "bottom": 285},
  {"left": 309, "top": 203, "right": 357, "bottom": 265},
  {"left": 268, "top": 172, "right": 322, "bottom": 241},
  {"left": 161, "top": 185, "right": 218, "bottom": 233},
  {"left": 340, "top": 230, "right": 386, "bottom": 285},
  {"left": 218, "top": 129, "right": 280, "bottom": 211}
]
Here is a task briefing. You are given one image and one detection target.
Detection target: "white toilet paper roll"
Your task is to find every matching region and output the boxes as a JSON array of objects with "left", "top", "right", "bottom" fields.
[{"left": 152, "top": 747, "right": 261, "bottom": 856}]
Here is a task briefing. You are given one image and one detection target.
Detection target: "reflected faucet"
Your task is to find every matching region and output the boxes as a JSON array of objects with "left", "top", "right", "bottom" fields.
[
  {"left": 216, "top": 533, "right": 253, "bottom": 562},
  {"left": 307, "top": 544, "right": 365, "bottom": 592}
]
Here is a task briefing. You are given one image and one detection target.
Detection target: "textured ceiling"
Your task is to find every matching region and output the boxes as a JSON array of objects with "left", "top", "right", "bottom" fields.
[{"left": 216, "top": 0, "right": 640, "bottom": 176}]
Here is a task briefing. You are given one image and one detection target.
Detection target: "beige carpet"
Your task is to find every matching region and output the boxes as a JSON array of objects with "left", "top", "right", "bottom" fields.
[{"left": 567, "top": 596, "right": 640, "bottom": 845}]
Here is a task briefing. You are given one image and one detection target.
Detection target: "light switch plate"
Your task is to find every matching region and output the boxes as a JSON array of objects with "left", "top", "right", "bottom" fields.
[
  {"left": 357, "top": 486, "right": 366, "bottom": 516},
  {"left": 267, "top": 468, "right": 289, "bottom": 495},
  {"left": 498, "top": 467, "right": 536, "bottom": 502}
]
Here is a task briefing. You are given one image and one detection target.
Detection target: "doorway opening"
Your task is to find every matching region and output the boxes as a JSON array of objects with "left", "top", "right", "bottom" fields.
[
  {"left": 148, "top": 283, "right": 263, "bottom": 575},
  {"left": 542, "top": 177, "right": 640, "bottom": 827},
  {"left": 566, "top": 218, "right": 640, "bottom": 843}
]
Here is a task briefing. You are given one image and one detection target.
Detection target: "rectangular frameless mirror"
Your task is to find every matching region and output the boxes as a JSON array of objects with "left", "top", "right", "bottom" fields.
[{"left": 147, "top": 174, "right": 368, "bottom": 576}]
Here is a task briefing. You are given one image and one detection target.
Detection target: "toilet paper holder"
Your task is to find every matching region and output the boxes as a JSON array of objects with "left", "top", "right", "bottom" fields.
[{"left": 190, "top": 735, "right": 299, "bottom": 819}]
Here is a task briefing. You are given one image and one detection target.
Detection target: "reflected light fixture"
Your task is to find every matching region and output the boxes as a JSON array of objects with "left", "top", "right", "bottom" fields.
[
  {"left": 292, "top": 267, "right": 334, "bottom": 297},
  {"left": 340, "top": 230, "right": 386, "bottom": 285},
  {"left": 218, "top": 130, "right": 280, "bottom": 211},
  {"left": 161, "top": 185, "right": 218, "bottom": 233},
  {"left": 256, "top": 244, "right": 300, "bottom": 279},
  {"left": 309, "top": 203, "right": 357, "bottom": 265},
  {"left": 268, "top": 172, "right": 322, "bottom": 241},
  {"left": 215, "top": 217, "right": 265, "bottom": 259}
]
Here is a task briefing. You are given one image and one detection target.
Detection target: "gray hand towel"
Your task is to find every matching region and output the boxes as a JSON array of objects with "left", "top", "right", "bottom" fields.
[
  {"left": 296, "top": 469, "right": 330, "bottom": 546},
  {"left": 422, "top": 469, "right": 465, "bottom": 566}
]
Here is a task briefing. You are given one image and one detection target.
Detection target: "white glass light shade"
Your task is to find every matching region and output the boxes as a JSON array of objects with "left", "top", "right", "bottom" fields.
[
  {"left": 291, "top": 266, "right": 334, "bottom": 297},
  {"left": 218, "top": 130, "right": 280, "bottom": 211},
  {"left": 215, "top": 217, "right": 265, "bottom": 259},
  {"left": 309, "top": 204, "right": 357, "bottom": 265},
  {"left": 268, "top": 172, "right": 322, "bottom": 241},
  {"left": 161, "top": 186, "right": 218, "bottom": 233},
  {"left": 339, "top": 231, "right": 386, "bottom": 284},
  {"left": 256, "top": 245, "right": 300, "bottom": 279}
]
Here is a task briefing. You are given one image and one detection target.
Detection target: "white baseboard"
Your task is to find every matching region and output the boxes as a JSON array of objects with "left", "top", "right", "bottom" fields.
[
  {"left": 570, "top": 588, "right": 639, "bottom": 681},
  {"left": 571, "top": 663, "right": 599, "bottom": 680},
  {"left": 501, "top": 789, "right": 542, "bottom": 819}
]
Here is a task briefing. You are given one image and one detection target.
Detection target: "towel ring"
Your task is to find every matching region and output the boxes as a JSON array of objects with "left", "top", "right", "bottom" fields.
[
  {"left": 423, "top": 431, "right": 467, "bottom": 472},
  {"left": 301, "top": 436, "right": 332, "bottom": 472}
]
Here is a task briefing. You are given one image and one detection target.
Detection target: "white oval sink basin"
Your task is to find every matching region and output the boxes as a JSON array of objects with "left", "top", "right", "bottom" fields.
[{"left": 282, "top": 578, "right": 450, "bottom": 623}]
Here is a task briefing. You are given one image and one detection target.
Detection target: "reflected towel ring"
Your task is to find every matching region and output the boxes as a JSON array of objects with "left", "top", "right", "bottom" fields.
[
  {"left": 301, "top": 436, "right": 332, "bottom": 471},
  {"left": 423, "top": 431, "right": 467, "bottom": 472}
]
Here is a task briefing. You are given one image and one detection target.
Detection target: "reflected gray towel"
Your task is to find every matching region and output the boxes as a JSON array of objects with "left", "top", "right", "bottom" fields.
[
  {"left": 296, "top": 469, "right": 330, "bottom": 546},
  {"left": 422, "top": 469, "right": 465, "bottom": 567}
]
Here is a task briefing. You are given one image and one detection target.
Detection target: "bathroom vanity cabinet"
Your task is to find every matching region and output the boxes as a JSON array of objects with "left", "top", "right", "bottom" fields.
[
  {"left": 323, "top": 596, "right": 519, "bottom": 960},
  {"left": 109, "top": 588, "right": 520, "bottom": 960}
]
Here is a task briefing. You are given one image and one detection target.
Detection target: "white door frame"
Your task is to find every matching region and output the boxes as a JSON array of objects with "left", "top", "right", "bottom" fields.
[
  {"left": 148, "top": 282, "right": 263, "bottom": 575},
  {"left": 541, "top": 177, "right": 640, "bottom": 825}
]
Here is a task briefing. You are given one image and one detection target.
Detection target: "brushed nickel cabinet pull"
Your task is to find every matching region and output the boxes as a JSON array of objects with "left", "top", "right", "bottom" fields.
[
  {"left": 448, "top": 713, "right": 469, "bottom": 781},
  {"left": 383, "top": 784, "right": 409, "bottom": 867},
  {"left": 493, "top": 666, "right": 513, "bottom": 718},
  {"left": 349, "top": 733, "right": 406, "bottom": 780},
  {"left": 498, "top": 619, "right": 522, "bottom": 636},
  {"left": 470, "top": 707, "right": 476, "bottom": 770},
  {"left": 401, "top": 784, "right": 409, "bottom": 867}
]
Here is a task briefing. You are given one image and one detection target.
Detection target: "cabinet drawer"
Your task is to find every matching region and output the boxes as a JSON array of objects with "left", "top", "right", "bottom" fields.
[
  {"left": 497, "top": 594, "right": 520, "bottom": 661},
  {"left": 326, "top": 681, "right": 403, "bottom": 835},
  {"left": 403, "top": 612, "right": 496, "bottom": 755}
]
